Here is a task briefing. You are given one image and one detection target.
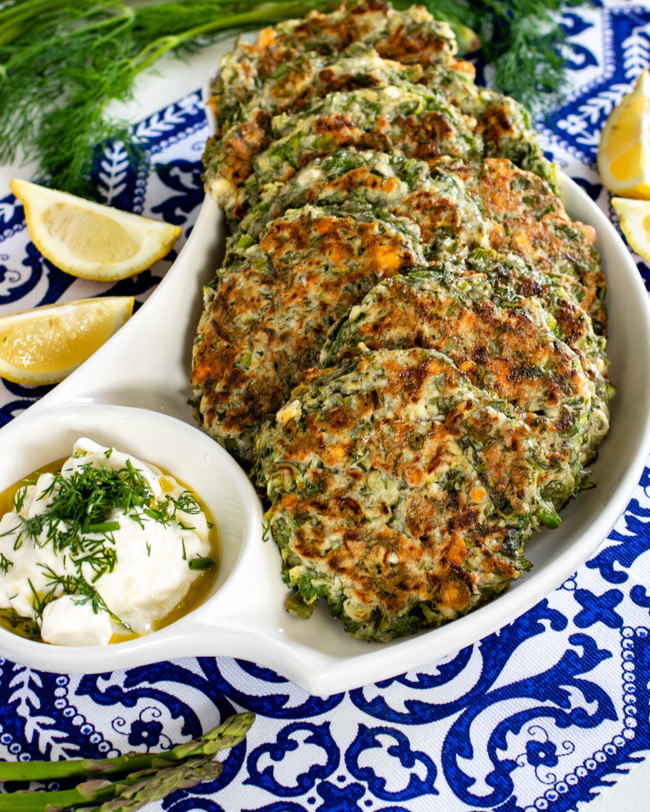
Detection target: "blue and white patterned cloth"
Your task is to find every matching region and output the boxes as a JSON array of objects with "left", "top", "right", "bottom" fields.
[{"left": 1, "top": 2, "right": 650, "bottom": 810}]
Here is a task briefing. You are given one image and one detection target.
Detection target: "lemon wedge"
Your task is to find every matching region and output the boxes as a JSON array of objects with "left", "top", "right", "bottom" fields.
[
  {"left": 0, "top": 296, "right": 134, "bottom": 385},
  {"left": 10, "top": 178, "right": 182, "bottom": 281},
  {"left": 611, "top": 196, "right": 650, "bottom": 262},
  {"left": 597, "top": 69, "right": 650, "bottom": 199}
]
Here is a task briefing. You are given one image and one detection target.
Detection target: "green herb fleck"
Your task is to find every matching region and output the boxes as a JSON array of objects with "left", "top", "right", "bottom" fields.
[
  {"left": 0, "top": 553, "right": 12, "bottom": 575},
  {"left": 188, "top": 557, "right": 215, "bottom": 571},
  {"left": 413, "top": 0, "right": 587, "bottom": 113},
  {"left": 12, "top": 484, "right": 28, "bottom": 513}
]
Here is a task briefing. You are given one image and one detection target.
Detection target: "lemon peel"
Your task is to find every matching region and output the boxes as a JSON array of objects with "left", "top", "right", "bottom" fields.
[
  {"left": 10, "top": 178, "right": 182, "bottom": 281},
  {"left": 0, "top": 297, "right": 134, "bottom": 385}
]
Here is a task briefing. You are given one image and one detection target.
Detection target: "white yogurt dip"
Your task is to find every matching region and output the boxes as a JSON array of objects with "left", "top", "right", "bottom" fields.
[{"left": 0, "top": 438, "right": 213, "bottom": 645}]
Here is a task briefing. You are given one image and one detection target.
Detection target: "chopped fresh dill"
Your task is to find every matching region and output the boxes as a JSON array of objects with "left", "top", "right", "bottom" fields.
[
  {"left": 0, "top": 522, "right": 19, "bottom": 543},
  {"left": 27, "top": 577, "right": 42, "bottom": 619},
  {"left": 0, "top": 553, "right": 12, "bottom": 575},
  {"left": 17, "top": 515, "right": 45, "bottom": 546},
  {"left": 87, "top": 520, "right": 121, "bottom": 534},
  {"left": 12, "top": 485, "right": 28, "bottom": 513},
  {"left": 38, "top": 565, "right": 134, "bottom": 631},
  {"left": 175, "top": 491, "right": 202, "bottom": 515},
  {"left": 143, "top": 505, "right": 171, "bottom": 526},
  {"left": 189, "top": 557, "right": 215, "bottom": 570}
]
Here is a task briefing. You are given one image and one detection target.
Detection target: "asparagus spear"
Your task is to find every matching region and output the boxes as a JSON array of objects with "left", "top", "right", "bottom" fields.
[
  {"left": 0, "top": 712, "right": 254, "bottom": 812},
  {"left": 96, "top": 756, "right": 226, "bottom": 812},
  {"left": 2, "top": 755, "right": 224, "bottom": 812},
  {"left": 0, "top": 711, "right": 254, "bottom": 783}
]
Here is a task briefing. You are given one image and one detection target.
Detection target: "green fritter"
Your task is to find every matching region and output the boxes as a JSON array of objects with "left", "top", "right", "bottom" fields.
[
  {"left": 202, "top": 46, "right": 429, "bottom": 216},
  {"left": 256, "top": 347, "right": 558, "bottom": 641},
  {"left": 205, "top": 84, "right": 482, "bottom": 221},
  {"left": 191, "top": 205, "right": 428, "bottom": 465},
  {"left": 205, "top": 79, "right": 555, "bottom": 227},
  {"left": 239, "top": 148, "right": 487, "bottom": 254},
  {"left": 460, "top": 249, "right": 610, "bottom": 397},
  {"left": 203, "top": 0, "right": 556, "bottom": 225},
  {"left": 210, "top": 0, "right": 458, "bottom": 129},
  {"left": 205, "top": 48, "right": 514, "bottom": 212},
  {"left": 213, "top": 44, "right": 427, "bottom": 135},
  {"left": 320, "top": 268, "right": 604, "bottom": 505},
  {"left": 447, "top": 157, "right": 607, "bottom": 333},
  {"left": 414, "top": 67, "right": 555, "bottom": 186}
]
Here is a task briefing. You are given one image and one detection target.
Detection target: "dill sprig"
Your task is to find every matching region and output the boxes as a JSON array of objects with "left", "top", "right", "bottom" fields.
[{"left": 0, "top": 0, "right": 589, "bottom": 196}]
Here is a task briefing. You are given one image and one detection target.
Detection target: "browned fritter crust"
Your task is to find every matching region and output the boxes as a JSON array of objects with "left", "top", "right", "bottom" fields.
[
  {"left": 450, "top": 158, "right": 606, "bottom": 332},
  {"left": 257, "top": 348, "right": 550, "bottom": 639},
  {"left": 206, "top": 48, "right": 426, "bottom": 202},
  {"left": 321, "top": 269, "right": 606, "bottom": 505},
  {"left": 212, "top": 110, "right": 272, "bottom": 193},
  {"left": 191, "top": 206, "right": 427, "bottom": 463},
  {"left": 206, "top": 83, "right": 481, "bottom": 221},
  {"left": 215, "top": 47, "right": 428, "bottom": 133},
  {"left": 323, "top": 270, "right": 593, "bottom": 420},
  {"left": 239, "top": 150, "right": 484, "bottom": 249},
  {"left": 211, "top": 0, "right": 457, "bottom": 127}
]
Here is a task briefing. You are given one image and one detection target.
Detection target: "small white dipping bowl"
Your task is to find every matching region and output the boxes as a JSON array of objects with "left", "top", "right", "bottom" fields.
[{"left": 0, "top": 402, "right": 263, "bottom": 674}]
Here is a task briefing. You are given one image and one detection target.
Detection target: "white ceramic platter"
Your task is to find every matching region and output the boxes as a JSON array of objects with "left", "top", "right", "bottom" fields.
[{"left": 0, "top": 175, "right": 649, "bottom": 697}]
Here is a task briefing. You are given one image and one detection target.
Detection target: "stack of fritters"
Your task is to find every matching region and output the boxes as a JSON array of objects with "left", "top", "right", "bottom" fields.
[{"left": 193, "top": 0, "right": 613, "bottom": 641}]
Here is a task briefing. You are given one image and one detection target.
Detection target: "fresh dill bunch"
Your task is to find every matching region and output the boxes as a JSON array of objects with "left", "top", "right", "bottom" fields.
[
  {"left": 0, "top": 0, "right": 339, "bottom": 197},
  {"left": 0, "top": 2, "right": 141, "bottom": 196}
]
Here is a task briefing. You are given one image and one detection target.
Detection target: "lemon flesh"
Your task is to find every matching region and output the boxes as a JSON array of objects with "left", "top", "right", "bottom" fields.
[
  {"left": 0, "top": 297, "right": 134, "bottom": 385},
  {"left": 10, "top": 178, "right": 182, "bottom": 281},
  {"left": 612, "top": 196, "right": 650, "bottom": 263},
  {"left": 598, "top": 69, "right": 650, "bottom": 199}
]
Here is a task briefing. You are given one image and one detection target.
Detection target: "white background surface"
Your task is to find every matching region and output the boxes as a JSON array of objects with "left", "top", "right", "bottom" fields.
[{"left": 586, "top": 764, "right": 645, "bottom": 810}]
